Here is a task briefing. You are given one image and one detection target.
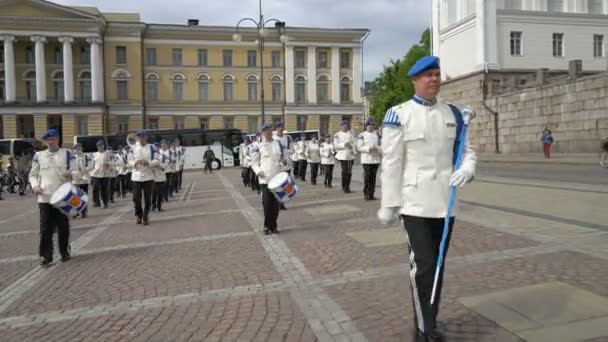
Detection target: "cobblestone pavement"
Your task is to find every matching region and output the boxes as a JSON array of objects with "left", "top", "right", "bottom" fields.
[{"left": 0, "top": 164, "right": 607, "bottom": 342}]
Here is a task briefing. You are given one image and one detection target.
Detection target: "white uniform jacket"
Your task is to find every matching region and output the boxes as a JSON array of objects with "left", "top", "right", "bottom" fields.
[
  {"left": 154, "top": 150, "right": 170, "bottom": 182},
  {"left": 305, "top": 142, "right": 321, "bottom": 163},
  {"left": 238, "top": 143, "right": 247, "bottom": 168},
  {"left": 29, "top": 149, "right": 76, "bottom": 203},
  {"left": 357, "top": 130, "right": 382, "bottom": 165},
  {"left": 168, "top": 148, "right": 177, "bottom": 173},
  {"left": 334, "top": 131, "right": 357, "bottom": 161},
  {"left": 118, "top": 153, "right": 129, "bottom": 175},
  {"left": 274, "top": 134, "right": 294, "bottom": 169},
  {"left": 320, "top": 143, "right": 336, "bottom": 165},
  {"left": 295, "top": 141, "right": 307, "bottom": 161},
  {"left": 176, "top": 146, "right": 186, "bottom": 171},
  {"left": 71, "top": 152, "right": 91, "bottom": 185},
  {"left": 380, "top": 100, "right": 477, "bottom": 218},
  {"left": 128, "top": 143, "right": 160, "bottom": 182},
  {"left": 251, "top": 138, "right": 286, "bottom": 185},
  {"left": 90, "top": 151, "right": 111, "bottom": 178},
  {"left": 109, "top": 153, "right": 121, "bottom": 178}
]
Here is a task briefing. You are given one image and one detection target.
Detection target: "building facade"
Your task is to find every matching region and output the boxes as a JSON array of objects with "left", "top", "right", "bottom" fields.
[
  {"left": 432, "top": 0, "right": 608, "bottom": 80},
  {"left": 0, "top": 0, "right": 369, "bottom": 145}
]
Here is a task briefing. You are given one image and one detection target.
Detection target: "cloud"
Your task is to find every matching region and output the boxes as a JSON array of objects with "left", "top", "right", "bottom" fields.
[{"left": 55, "top": 0, "right": 430, "bottom": 81}]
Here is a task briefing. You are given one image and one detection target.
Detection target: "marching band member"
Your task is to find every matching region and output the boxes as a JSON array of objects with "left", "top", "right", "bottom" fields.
[
  {"left": 160, "top": 140, "right": 173, "bottom": 202},
  {"left": 334, "top": 120, "right": 357, "bottom": 193},
  {"left": 273, "top": 120, "right": 294, "bottom": 175},
  {"left": 128, "top": 130, "right": 159, "bottom": 225},
  {"left": 91, "top": 140, "right": 110, "bottom": 209},
  {"left": 319, "top": 137, "right": 325, "bottom": 177},
  {"left": 29, "top": 129, "right": 75, "bottom": 268},
  {"left": 295, "top": 134, "right": 308, "bottom": 182},
  {"left": 175, "top": 139, "right": 186, "bottom": 191},
  {"left": 357, "top": 118, "right": 382, "bottom": 201},
  {"left": 378, "top": 56, "right": 477, "bottom": 341},
  {"left": 320, "top": 135, "right": 336, "bottom": 188},
  {"left": 249, "top": 133, "right": 261, "bottom": 194},
  {"left": 71, "top": 143, "right": 90, "bottom": 218},
  {"left": 123, "top": 145, "right": 133, "bottom": 195},
  {"left": 152, "top": 141, "right": 169, "bottom": 212},
  {"left": 251, "top": 123, "right": 287, "bottom": 235},
  {"left": 239, "top": 138, "right": 250, "bottom": 187},
  {"left": 290, "top": 136, "right": 300, "bottom": 178},
  {"left": 106, "top": 147, "right": 119, "bottom": 204},
  {"left": 305, "top": 136, "right": 321, "bottom": 185},
  {"left": 116, "top": 145, "right": 129, "bottom": 198}
]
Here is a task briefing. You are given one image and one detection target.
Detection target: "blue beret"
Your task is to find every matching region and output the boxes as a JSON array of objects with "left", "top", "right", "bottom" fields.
[
  {"left": 42, "top": 129, "right": 59, "bottom": 140},
  {"left": 107, "top": 147, "right": 113, "bottom": 151},
  {"left": 365, "top": 118, "right": 374, "bottom": 126},
  {"left": 407, "top": 56, "right": 440, "bottom": 77},
  {"left": 160, "top": 139, "right": 167, "bottom": 144},
  {"left": 274, "top": 120, "right": 284, "bottom": 128},
  {"left": 96, "top": 140, "right": 105, "bottom": 146},
  {"left": 340, "top": 120, "right": 349, "bottom": 126},
  {"left": 260, "top": 123, "right": 272, "bottom": 131},
  {"left": 136, "top": 130, "right": 146, "bottom": 137}
]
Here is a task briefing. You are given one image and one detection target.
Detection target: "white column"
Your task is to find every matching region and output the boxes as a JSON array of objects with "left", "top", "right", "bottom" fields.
[
  {"left": 307, "top": 46, "right": 316, "bottom": 104},
  {"left": 352, "top": 47, "right": 362, "bottom": 103},
  {"left": 331, "top": 47, "right": 340, "bottom": 104},
  {"left": 485, "top": 0, "right": 498, "bottom": 67},
  {"left": 31, "top": 35, "right": 47, "bottom": 103},
  {"left": 59, "top": 36, "right": 74, "bottom": 103},
  {"left": 87, "top": 37, "right": 104, "bottom": 102},
  {"left": 432, "top": 0, "right": 441, "bottom": 56},
  {"left": 1, "top": 35, "right": 16, "bottom": 103},
  {"left": 285, "top": 45, "right": 294, "bottom": 104},
  {"left": 475, "top": 0, "right": 486, "bottom": 68}
]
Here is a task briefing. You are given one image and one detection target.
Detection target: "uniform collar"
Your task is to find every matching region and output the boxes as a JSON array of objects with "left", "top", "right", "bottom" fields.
[{"left": 412, "top": 95, "right": 437, "bottom": 107}]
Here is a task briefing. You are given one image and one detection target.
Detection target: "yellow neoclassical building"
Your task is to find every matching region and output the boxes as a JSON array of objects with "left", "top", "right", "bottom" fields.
[{"left": 0, "top": 0, "right": 369, "bottom": 145}]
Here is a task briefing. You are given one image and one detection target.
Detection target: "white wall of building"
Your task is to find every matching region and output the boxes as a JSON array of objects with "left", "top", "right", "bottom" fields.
[{"left": 439, "top": 17, "right": 479, "bottom": 79}]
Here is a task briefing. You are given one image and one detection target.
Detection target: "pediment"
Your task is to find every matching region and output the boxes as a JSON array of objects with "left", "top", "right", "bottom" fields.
[{"left": 0, "top": 0, "right": 99, "bottom": 21}]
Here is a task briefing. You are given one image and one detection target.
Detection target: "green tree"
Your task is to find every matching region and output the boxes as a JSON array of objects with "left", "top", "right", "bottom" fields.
[{"left": 370, "top": 29, "right": 430, "bottom": 124}]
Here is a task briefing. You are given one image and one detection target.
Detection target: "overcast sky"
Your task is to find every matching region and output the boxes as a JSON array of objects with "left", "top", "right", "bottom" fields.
[{"left": 55, "top": 0, "right": 431, "bottom": 82}]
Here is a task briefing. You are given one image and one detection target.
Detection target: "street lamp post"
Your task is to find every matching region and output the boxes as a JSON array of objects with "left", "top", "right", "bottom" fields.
[{"left": 233, "top": 0, "right": 288, "bottom": 126}]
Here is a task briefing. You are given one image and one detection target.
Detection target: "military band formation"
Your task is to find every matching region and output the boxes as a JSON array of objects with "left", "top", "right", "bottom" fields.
[{"left": 4, "top": 55, "right": 477, "bottom": 342}]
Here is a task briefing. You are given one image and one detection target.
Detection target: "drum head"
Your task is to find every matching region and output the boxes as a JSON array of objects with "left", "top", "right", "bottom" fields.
[
  {"left": 50, "top": 183, "right": 74, "bottom": 205},
  {"left": 268, "top": 172, "right": 289, "bottom": 188}
]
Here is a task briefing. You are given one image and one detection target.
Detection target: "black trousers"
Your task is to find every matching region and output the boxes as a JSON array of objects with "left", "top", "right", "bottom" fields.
[
  {"left": 108, "top": 177, "right": 115, "bottom": 202},
  {"left": 249, "top": 168, "right": 259, "bottom": 193},
  {"left": 132, "top": 180, "right": 154, "bottom": 219},
  {"left": 92, "top": 177, "right": 109, "bottom": 206},
  {"left": 204, "top": 160, "right": 213, "bottom": 173},
  {"left": 309, "top": 162, "right": 320, "bottom": 183},
  {"left": 117, "top": 174, "right": 128, "bottom": 197},
  {"left": 339, "top": 160, "right": 354, "bottom": 190},
  {"left": 125, "top": 173, "right": 132, "bottom": 192},
  {"left": 362, "top": 163, "right": 380, "bottom": 198},
  {"left": 298, "top": 160, "right": 308, "bottom": 180},
  {"left": 323, "top": 164, "right": 334, "bottom": 187},
  {"left": 165, "top": 173, "right": 173, "bottom": 200},
  {"left": 320, "top": 164, "right": 325, "bottom": 176},
  {"left": 241, "top": 168, "right": 250, "bottom": 186},
  {"left": 75, "top": 183, "right": 89, "bottom": 216},
  {"left": 402, "top": 215, "right": 454, "bottom": 335},
  {"left": 152, "top": 181, "right": 165, "bottom": 210},
  {"left": 177, "top": 169, "right": 183, "bottom": 190},
  {"left": 261, "top": 184, "right": 280, "bottom": 230},
  {"left": 39, "top": 203, "right": 70, "bottom": 260},
  {"left": 292, "top": 160, "right": 300, "bottom": 178}
]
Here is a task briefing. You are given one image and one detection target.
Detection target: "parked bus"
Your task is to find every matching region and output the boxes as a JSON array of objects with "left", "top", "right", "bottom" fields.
[
  {"left": 74, "top": 128, "right": 243, "bottom": 170},
  {"left": 0, "top": 138, "right": 40, "bottom": 165}
]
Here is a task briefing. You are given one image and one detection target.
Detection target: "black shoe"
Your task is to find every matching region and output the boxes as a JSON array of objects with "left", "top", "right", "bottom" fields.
[
  {"left": 136, "top": 217, "right": 142, "bottom": 224},
  {"left": 143, "top": 217, "right": 149, "bottom": 226},
  {"left": 364, "top": 195, "right": 369, "bottom": 201},
  {"left": 19, "top": 192, "right": 25, "bottom": 196},
  {"left": 428, "top": 330, "right": 445, "bottom": 342},
  {"left": 271, "top": 228, "right": 280, "bottom": 235},
  {"left": 61, "top": 254, "right": 71, "bottom": 262},
  {"left": 280, "top": 204, "right": 287, "bottom": 210},
  {"left": 103, "top": 204, "right": 108, "bottom": 209},
  {"left": 158, "top": 208, "right": 164, "bottom": 212},
  {"left": 368, "top": 196, "right": 377, "bottom": 201},
  {"left": 40, "top": 258, "right": 53, "bottom": 268},
  {"left": 264, "top": 227, "right": 271, "bottom": 235},
  {"left": 312, "top": 181, "right": 317, "bottom": 185},
  {"left": 345, "top": 188, "right": 352, "bottom": 193}
]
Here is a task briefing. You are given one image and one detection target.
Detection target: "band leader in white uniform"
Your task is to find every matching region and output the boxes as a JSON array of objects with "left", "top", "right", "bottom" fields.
[
  {"left": 72, "top": 143, "right": 91, "bottom": 218},
  {"left": 357, "top": 118, "right": 382, "bottom": 201},
  {"left": 334, "top": 120, "right": 357, "bottom": 193},
  {"left": 29, "top": 129, "right": 76, "bottom": 268},
  {"left": 305, "top": 136, "right": 321, "bottom": 185},
  {"left": 320, "top": 135, "right": 336, "bottom": 188},
  {"left": 128, "top": 130, "right": 159, "bottom": 225},
  {"left": 378, "top": 56, "right": 476, "bottom": 342}
]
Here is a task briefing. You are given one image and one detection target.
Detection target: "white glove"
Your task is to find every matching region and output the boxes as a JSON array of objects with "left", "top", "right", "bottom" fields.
[
  {"left": 377, "top": 207, "right": 399, "bottom": 225},
  {"left": 449, "top": 167, "right": 474, "bottom": 187}
]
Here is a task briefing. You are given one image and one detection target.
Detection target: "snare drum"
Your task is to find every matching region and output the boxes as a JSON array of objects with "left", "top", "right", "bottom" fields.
[
  {"left": 267, "top": 172, "right": 298, "bottom": 203},
  {"left": 50, "top": 183, "right": 89, "bottom": 217}
]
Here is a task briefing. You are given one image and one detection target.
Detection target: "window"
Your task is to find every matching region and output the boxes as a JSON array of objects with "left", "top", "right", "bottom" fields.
[
  {"left": 198, "top": 74, "right": 209, "bottom": 101},
  {"left": 147, "top": 118, "right": 159, "bottom": 130},
  {"left": 55, "top": 46, "right": 63, "bottom": 64},
  {"left": 53, "top": 72, "right": 64, "bottom": 101},
  {"left": 247, "top": 50, "right": 257, "bottom": 67},
  {"left": 200, "top": 118, "right": 209, "bottom": 129},
  {"left": 80, "top": 46, "right": 90, "bottom": 65},
  {"left": 26, "top": 46, "right": 35, "bottom": 64},
  {"left": 547, "top": 0, "right": 563, "bottom": 12},
  {"left": 118, "top": 118, "right": 128, "bottom": 133},
  {"left": 505, "top": 0, "right": 522, "bottom": 10},
  {"left": 117, "top": 80, "right": 128, "bottom": 101},
  {"left": 173, "top": 74, "right": 184, "bottom": 100},
  {"left": 223, "top": 50, "right": 233, "bottom": 67},
  {"left": 317, "top": 75, "right": 329, "bottom": 102},
  {"left": 76, "top": 116, "right": 88, "bottom": 136},
  {"left": 146, "top": 48, "right": 156, "bottom": 65},
  {"left": 224, "top": 117, "right": 234, "bottom": 129},
  {"left": 295, "top": 75, "right": 306, "bottom": 103},
  {"left": 223, "top": 75, "right": 234, "bottom": 101},
  {"left": 115, "top": 46, "right": 127, "bottom": 64},
  {"left": 594, "top": 35, "right": 604, "bottom": 58},
  {"left": 174, "top": 117, "right": 184, "bottom": 130},
  {"left": 340, "top": 77, "right": 351, "bottom": 102},
  {"left": 248, "top": 116, "right": 258, "bottom": 133},
  {"left": 24, "top": 71, "right": 36, "bottom": 100},
  {"left": 318, "top": 51, "right": 328, "bottom": 68},
  {"left": 295, "top": 50, "right": 305, "bottom": 68},
  {"left": 0, "top": 46, "right": 3, "bottom": 64},
  {"left": 340, "top": 51, "right": 350, "bottom": 68},
  {"left": 172, "top": 48, "right": 182, "bottom": 66},
  {"left": 510, "top": 32, "right": 523, "bottom": 56},
  {"left": 272, "top": 51, "right": 281, "bottom": 67},
  {"left": 589, "top": 0, "right": 604, "bottom": 13},
  {"left": 197, "top": 49, "right": 208, "bottom": 66},
  {"left": 297, "top": 115, "right": 307, "bottom": 131},
  {"left": 553, "top": 33, "right": 564, "bottom": 57},
  {"left": 145, "top": 74, "right": 159, "bottom": 101},
  {"left": 80, "top": 71, "right": 91, "bottom": 100},
  {"left": 271, "top": 76, "right": 281, "bottom": 101},
  {"left": 247, "top": 75, "right": 258, "bottom": 101},
  {"left": 320, "top": 115, "right": 330, "bottom": 136}
]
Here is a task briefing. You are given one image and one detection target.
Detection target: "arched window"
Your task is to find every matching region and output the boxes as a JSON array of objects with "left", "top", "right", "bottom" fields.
[
  {"left": 113, "top": 70, "right": 130, "bottom": 101},
  {"left": 172, "top": 74, "right": 184, "bottom": 101},
  {"left": 247, "top": 75, "right": 258, "bottom": 101},
  {"left": 295, "top": 75, "right": 306, "bottom": 103},
  {"left": 317, "top": 75, "right": 329, "bottom": 102},
  {"left": 223, "top": 74, "right": 234, "bottom": 101},
  {"left": 340, "top": 76, "right": 351, "bottom": 103},
  {"left": 79, "top": 71, "right": 91, "bottom": 101},
  {"left": 198, "top": 74, "right": 210, "bottom": 101},
  {"left": 271, "top": 75, "right": 282, "bottom": 102},
  {"left": 53, "top": 71, "right": 64, "bottom": 102},
  {"left": 145, "top": 73, "right": 159, "bottom": 101},
  {"left": 24, "top": 71, "right": 36, "bottom": 101}
]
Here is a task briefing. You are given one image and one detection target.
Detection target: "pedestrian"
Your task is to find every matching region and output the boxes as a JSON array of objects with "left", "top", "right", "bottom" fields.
[
  {"left": 29, "top": 129, "right": 76, "bottom": 268},
  {"left": 358, "top": 118, "right": 381, "bottom": 201},
  {"left": 72, "top": 143, "right": 90, "bottom": 219},
  {"left": 334, "top": 120, "right": 357, "bottom": 193},
  {"left": 320, "top": 135, "right": 336, "bottom": 188},
  {"left": 203, "top": 146, "right": 216, "bottom": 174},
  {"left": 541, "top": 128, "right": 554, "bottom": 158},
  {"left": 377, "top": 55, "right": 477, "bottom": 342},
  {"left": 128, "top": 130, "right": 158, "bottom": 225},
  {"left": 91, "top": 140, "right": 110, "bottom": 209},
  {"left": 306, "top": 136, "right": 321, "bottom": 185}
]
